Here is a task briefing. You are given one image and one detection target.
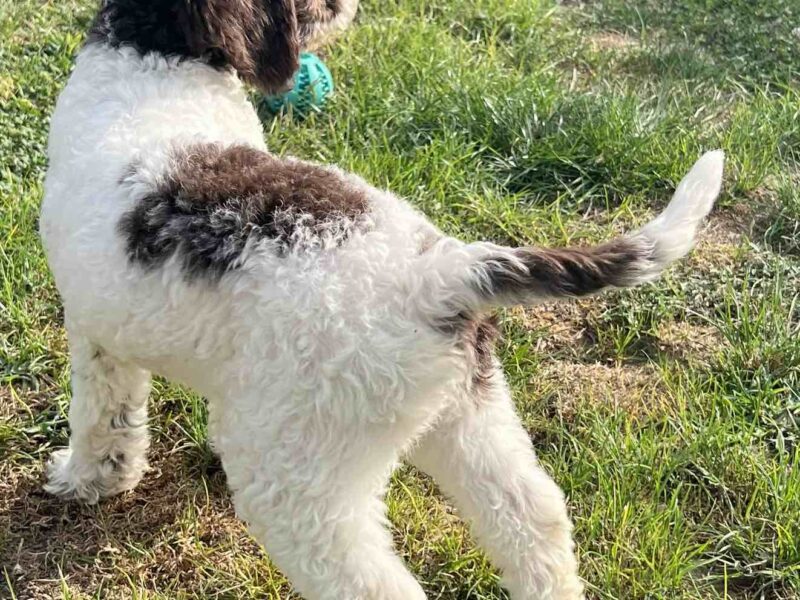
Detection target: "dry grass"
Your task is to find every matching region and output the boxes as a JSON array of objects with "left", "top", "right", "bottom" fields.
[
  {"left": 0, "top": 448, "right": 295, "bottom": 599},
  {"left": 588, "top": 31, "right": 639, "bottom": 52},
  {"left": 536, "top": 361, "right": 666, "bottom": 419},
  {"left": 510, "top": 300, "right": 604, "bottom": 355},
  {"left": 654, "top": 320, "right": 725, "bottom": 365}
]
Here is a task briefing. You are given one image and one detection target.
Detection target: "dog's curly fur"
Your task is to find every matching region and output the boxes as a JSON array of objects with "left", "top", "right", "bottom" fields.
[
  {"left": 119, "top": 143, "right": 370, "bottom": 279},
  {"left": 40, "top": 1, "right": 724, "bottom": 598}
]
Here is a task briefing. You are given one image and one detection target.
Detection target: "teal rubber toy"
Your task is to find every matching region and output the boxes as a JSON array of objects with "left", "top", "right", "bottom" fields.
[{"left": 262, "top": 52, "right": 333, "bottom": 117}]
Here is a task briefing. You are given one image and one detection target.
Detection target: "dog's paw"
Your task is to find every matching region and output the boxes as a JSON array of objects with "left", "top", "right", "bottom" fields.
[
  {"left": 44, "top": 448, "right": 105, "bottom": 504},
  {"left": 44, "top": 446, "right": 149, "bottom": 503}
]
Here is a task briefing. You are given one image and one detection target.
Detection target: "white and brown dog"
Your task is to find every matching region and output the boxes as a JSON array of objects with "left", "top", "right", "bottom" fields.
[{"left": 40, "top": 1, "right": 724, "bottom": 598}]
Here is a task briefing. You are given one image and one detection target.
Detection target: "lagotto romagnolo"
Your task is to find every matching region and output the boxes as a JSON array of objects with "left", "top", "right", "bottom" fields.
[{"left": 39, "top": 1, "right": 724, "bottom": 598}]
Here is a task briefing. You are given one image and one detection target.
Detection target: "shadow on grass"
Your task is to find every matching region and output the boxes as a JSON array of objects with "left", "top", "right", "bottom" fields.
[
  {"left": 0, "top": 448, "right": 505, "bottom": 599},
  {"left": 0, "top": 449, "right": 233, "bottom": 598},
  {"left": 579, "top": 0, "right": 800, "bottom": 90}
]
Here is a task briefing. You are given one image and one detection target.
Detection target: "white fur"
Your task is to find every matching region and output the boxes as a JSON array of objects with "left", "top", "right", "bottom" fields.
[
  {"left": 41, "top": 32, "right": 722, "bottom": 600},
  {"left": 634, "top": 150, "right": 725, "bottom": 278}
]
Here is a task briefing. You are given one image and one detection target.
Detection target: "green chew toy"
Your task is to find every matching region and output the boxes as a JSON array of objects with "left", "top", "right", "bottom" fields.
[{"left": 261, "top": 52, "right": 334, "bottom": 118}]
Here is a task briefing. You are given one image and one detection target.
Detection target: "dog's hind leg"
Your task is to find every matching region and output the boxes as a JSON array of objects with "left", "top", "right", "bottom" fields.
[
  {"left": 44, "top": 331, "right": 151, "bottom": 504},
  {"left": 253, "top": 493, "right": 426, "bottom": 600},
  {"left": 217, "top": 411, "right": 428, "bottom": 600},
  {"left": 409, "top": 371, "right": 584, "bottom": 600}
]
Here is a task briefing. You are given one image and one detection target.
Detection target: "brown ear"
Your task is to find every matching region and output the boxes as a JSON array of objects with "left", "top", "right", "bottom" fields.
[
  {"left": 200, "top": 0, "right": 301, "bottom": 93},
  {"left": 251, "top": 0, "right": 302, "bottom": 92}
]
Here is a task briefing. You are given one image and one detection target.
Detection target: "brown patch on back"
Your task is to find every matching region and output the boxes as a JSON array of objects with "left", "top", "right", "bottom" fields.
[
  {"left": 120, "top": 143, "right": 370, "bottom": 280},
  {"left": 173, "top": 144, "right": 367, "bottom": 215}
]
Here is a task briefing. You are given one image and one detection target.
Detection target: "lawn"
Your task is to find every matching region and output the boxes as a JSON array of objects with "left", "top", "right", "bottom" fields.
[{"left": 1, "top": 0, "right": 799, "bottom": 598}]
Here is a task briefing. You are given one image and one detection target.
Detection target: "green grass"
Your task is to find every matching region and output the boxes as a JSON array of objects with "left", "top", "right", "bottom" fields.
[{"left": 1, "top": 0, "right": 799, "bottom": 598}]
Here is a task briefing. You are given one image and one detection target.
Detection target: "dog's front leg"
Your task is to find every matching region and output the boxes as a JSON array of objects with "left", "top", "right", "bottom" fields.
[
  {"left": 409, "top": 370, "right": 584, "bottom": 600},
  {"left": 44, "top": 331, "right": 152, "bottom": 503}
]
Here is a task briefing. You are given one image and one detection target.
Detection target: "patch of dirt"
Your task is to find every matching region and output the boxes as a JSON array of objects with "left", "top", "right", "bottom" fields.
[
  {"left": 509, "top": 299, "right": 606, "bottom": 356},
  {"left": 588, "top": 31, "right": 640, "bottom": 52},
  {"left": 688, "top": 207, "right": 754, "bottom": 271},
  {"left": 0, "top": 446, "right": 286, "bottom": 599},
  {"left": 536, "top": 360, "right": 667, "bottom": 419},
  {"left": 655, "top": 320, "right": 725, "bottom": 365},
  {"left": 708, "top": 204, "right": 754, "bottom": 243},
  {"left": 0, "top": 386, "right": 13, "bottom": 419},
  {"left": 120, "top": 501, "right": 273, "bottom": 597},
  {"left": 0, "top": 376, "right": 63, "bottom": 422}
]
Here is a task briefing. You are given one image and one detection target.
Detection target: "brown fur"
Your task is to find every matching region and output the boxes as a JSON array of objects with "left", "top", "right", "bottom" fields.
[
  {"left": 88, "top": 0, "right": 345, "bottom": 92},
  {"left": 296, "top": 0, "right": 343, "bottom": 24},
  {"left": 171, "top": 144, "right": 367, "bottom": 215},
  {"left": 295, "top": 0, "right": 348, "bottom": 38},
  {"left": 119, "top": 143, "right": 369, "bottom": 280},
  {"left": 481, "top": 238, "right": 652, "bottom": 302},
  {"left": 462, "top": 315, "right": 501, "bottom": 392}
]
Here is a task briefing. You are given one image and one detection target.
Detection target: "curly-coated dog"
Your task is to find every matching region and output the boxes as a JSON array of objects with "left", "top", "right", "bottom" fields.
[{"left": 40, "top": 1, "right": 724, "bottom": 598}]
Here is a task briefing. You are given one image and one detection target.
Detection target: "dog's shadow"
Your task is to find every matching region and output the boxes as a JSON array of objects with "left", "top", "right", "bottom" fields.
[
  {"left": 0, "top": 448, "right": 264, "bottom": 597},
  {"left": 1, "top": 451, "right": 505, "bottom": 599}
]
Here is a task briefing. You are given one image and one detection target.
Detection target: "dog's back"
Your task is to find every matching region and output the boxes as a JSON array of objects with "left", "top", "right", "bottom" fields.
[
  {"left": 40, "top": 33, "right": 442, "bottom": 398},
  {"left": 41, "top": 42, "right": 265, "bottom": 381}
]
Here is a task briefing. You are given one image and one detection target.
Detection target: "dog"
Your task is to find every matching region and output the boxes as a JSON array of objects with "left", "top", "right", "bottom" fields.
[{"left": 39, "top": 1, "right": 724, "bottom": 598}]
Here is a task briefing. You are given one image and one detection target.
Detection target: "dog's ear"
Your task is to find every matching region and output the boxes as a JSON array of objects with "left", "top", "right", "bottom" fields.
[
  {"left": 212, "top": 0, "right": 358, "bottom": 92},
  {"left": 91, "top": 1, "right": 306, "bottom": 92},
  {"left": 250, "top": 0, "right": 303, "bottom": 93},
  {"left": 295, "top": 0, "right": 358, "bottom": 50},
  {"left": 197, "top": 0, "right": 301, "bottom": 93}
]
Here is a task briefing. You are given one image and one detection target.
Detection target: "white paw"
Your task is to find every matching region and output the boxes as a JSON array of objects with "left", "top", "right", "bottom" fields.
[
  {"left": 44, "top": 447, "right": 139, "bottom": 504},
  {"left": 44, "top": 448, "right": 99, "bottom": 504}
]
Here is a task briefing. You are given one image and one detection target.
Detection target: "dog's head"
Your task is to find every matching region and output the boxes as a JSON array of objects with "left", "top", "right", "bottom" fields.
[{"left": 92, "top": 0, "right": 358, "bottom": 92}]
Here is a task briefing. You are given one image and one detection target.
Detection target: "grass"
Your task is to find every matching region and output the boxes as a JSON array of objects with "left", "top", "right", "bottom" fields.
[{"left": 1, "top": 0, "right": 799, "bottom": 598}]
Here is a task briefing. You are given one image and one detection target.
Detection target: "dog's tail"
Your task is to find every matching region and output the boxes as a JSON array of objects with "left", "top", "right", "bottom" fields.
[{"left": 418, "top": 150, "right": 724, "bottom": 323}]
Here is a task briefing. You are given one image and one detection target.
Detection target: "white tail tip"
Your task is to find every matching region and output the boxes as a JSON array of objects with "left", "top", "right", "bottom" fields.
[{"left": 636, "top": 150, "right": 725, "bottom": 276}]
